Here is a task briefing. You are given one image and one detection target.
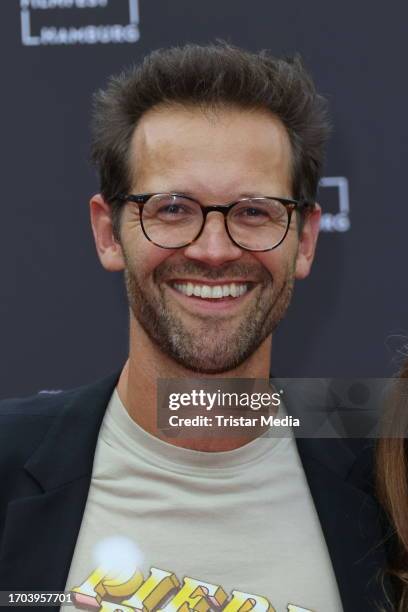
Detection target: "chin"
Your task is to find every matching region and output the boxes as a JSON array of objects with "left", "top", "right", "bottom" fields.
[{"left": 162, "top": 335, "right": 262, "bottom": 374}]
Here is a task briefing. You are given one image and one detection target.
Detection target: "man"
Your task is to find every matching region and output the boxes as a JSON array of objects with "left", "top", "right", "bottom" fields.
[{"left": 0, "top": 44, "right": 391, "bottom": 612}]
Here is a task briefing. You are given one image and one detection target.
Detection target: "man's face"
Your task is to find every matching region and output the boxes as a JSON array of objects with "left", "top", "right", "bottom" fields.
[{"left": 113, "top": 105, "right": 318, "bottom": 373}]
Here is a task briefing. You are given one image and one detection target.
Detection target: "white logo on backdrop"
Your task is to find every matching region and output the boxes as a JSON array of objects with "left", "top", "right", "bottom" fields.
[
  {"left": 319, "top": 176, "right": 350, "bottom": 232},
  {"left": 20, "top": 0, "right": 140, "bottom": 45}
]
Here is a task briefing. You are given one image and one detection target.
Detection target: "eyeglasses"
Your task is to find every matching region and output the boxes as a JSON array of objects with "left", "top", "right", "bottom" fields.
[{"left": 115, "top": 192, "right": 314, "bottom": 252}]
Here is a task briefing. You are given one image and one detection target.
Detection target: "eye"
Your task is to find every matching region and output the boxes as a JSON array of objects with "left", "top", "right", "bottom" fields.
[
  {"left": 144, "top": 195, "right": 200, "bottom": 224},
  {"left": 157, "top": 203, "right": 191, "bottom": 216},
  {"left": 230, "top": 199, "right": 286, "bottom": 226},
  {"left": 239, "top": 207, "right": 269, "bottom": 218}
]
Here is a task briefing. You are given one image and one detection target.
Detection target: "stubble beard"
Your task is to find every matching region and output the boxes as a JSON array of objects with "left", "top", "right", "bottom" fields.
[{"left": 124, "top": 259, "right": 295, "bottom": 374}]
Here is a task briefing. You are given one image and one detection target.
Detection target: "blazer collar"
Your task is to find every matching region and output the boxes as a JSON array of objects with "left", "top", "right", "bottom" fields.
[
  {"left": 0, "top": 372, "right": 121, "bottom": 596},
  {"left": 25, "top": 371, "right": 120, "bottom": 491}
]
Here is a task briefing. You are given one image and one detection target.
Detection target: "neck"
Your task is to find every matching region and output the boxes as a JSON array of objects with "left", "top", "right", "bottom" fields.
[{"left": 117, "top": 315, "right": 273, "bottom": 451}]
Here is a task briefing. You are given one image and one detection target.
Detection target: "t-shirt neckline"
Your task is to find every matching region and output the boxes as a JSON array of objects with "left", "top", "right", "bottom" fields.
[{"left": 99, "top": 389, "right": 290, "bottom": 476}]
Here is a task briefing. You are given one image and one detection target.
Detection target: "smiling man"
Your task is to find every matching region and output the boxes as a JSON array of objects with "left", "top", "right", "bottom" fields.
[
  {"left": 0, "top": 44, "right": 392, "bottom": 612},
  {"left": 91, "top": 103, "right": 319, "bottom": 447}
]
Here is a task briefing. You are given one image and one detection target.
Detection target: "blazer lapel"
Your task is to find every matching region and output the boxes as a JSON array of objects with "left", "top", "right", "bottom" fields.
[
  {"left": 296, "top": 438, "right": 389, "bottom": 612},
  {"left": 273, "top": 377, "right": 391, "bottom": 610},
  {"left": 0, "top": 371, "right": 120, "bottom": 594}
]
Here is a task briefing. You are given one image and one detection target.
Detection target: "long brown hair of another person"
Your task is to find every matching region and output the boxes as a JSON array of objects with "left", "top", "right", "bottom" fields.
[{"left": 376, "top": 363, "right": 408, "bottom": 610}]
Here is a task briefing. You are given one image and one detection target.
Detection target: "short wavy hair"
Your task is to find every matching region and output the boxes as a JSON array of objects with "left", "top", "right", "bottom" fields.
[{"left": 91, "top": 42, "right": 331, "bottom": 236}]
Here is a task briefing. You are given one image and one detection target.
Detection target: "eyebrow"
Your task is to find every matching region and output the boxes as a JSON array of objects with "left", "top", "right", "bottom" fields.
[{"left": 164, "top": 190, "right": 270, "bottom": 200}]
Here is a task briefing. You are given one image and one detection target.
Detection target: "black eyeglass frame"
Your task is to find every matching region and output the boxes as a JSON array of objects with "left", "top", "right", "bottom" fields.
[{"left": 115, "top": 192, "right": 315, "bottom": 252}]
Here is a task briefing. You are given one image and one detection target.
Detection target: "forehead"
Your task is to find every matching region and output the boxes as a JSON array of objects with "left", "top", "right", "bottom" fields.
[{"left": 129, "top": 104, "right": 293, "bottom": 196}]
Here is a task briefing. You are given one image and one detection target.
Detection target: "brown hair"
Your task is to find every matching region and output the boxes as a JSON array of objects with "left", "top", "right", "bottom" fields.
[
  {"left": 376, "top": 361, "right": 408, "bottom": 610},
  {"left": 90, "top": 42, "right": 331, "bottom": 236}
]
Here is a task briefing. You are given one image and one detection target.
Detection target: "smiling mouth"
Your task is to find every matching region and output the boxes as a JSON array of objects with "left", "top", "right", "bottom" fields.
[{"left": 168, "top": 280, "right": 255, "bottom": 300}]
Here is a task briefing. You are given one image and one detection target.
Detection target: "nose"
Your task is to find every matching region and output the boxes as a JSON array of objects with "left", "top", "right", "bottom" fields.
[{"left": 183, "top": 211, "right": 243, "bottom": 266}]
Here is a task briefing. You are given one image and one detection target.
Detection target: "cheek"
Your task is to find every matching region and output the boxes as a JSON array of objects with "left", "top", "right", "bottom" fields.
[
  {"left": 124, "top": 237, "right": 175, "bottom": 280},
  {"left": 144, "top": 248, "right": 171, "bottom": 278},
  {"left": 254, "top": 238, "right": 299, "bottom": 279}
]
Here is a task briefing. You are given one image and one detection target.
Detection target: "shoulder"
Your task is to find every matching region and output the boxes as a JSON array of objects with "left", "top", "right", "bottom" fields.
[
  {"left": 0, "top": 371, "right": 120, "bottom": 469},
  {"left": 0, "top": 388, "right": 76, "bottom": 417},
  {"left": 0, "top": 369, "right": 119, "bottom": 421},
  {"left": 0, "top": 391, "right": 76, "bottom": 519},
  {"left": 0, "top": 372, "right": 119, "bottom": 540},
  {"left": 0, "top": 389, "right": 78, "bottom": 471},
  {"left": 0, "top": 387, "right": 79, "bottom": 428}
]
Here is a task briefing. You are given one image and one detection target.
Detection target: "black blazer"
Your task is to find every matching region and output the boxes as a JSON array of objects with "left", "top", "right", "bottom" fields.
[{"left": 0, "top": 372, "right": 393, "bottom": 611}]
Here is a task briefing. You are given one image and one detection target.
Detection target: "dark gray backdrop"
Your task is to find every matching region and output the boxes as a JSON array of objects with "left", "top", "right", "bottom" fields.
[{"left": 1, "top": 0, "right": 407, "bottom": 399}]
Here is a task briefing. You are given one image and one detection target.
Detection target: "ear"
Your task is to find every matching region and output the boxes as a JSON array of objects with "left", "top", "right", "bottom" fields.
[
  {"left": 89, "top": 194, "right": 125, "bottom": 272},
  {"left": 294, "top": 203, "right": 321, "bottom": 279}
]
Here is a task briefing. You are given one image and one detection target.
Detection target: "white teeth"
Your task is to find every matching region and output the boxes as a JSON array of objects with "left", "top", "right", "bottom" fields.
[{"left": 173, "top": 282, "right": 249, "bottom": 299}]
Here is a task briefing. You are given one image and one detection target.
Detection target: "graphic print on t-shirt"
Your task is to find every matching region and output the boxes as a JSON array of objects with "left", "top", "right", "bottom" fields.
[{"left": 67, "top": 537, "right": 315, "bottom": 612}]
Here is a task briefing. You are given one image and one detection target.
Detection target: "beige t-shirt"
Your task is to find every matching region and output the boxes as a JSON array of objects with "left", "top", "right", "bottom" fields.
[{"left": 62, "top": 390, "right": 343, "bottom": 612}]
